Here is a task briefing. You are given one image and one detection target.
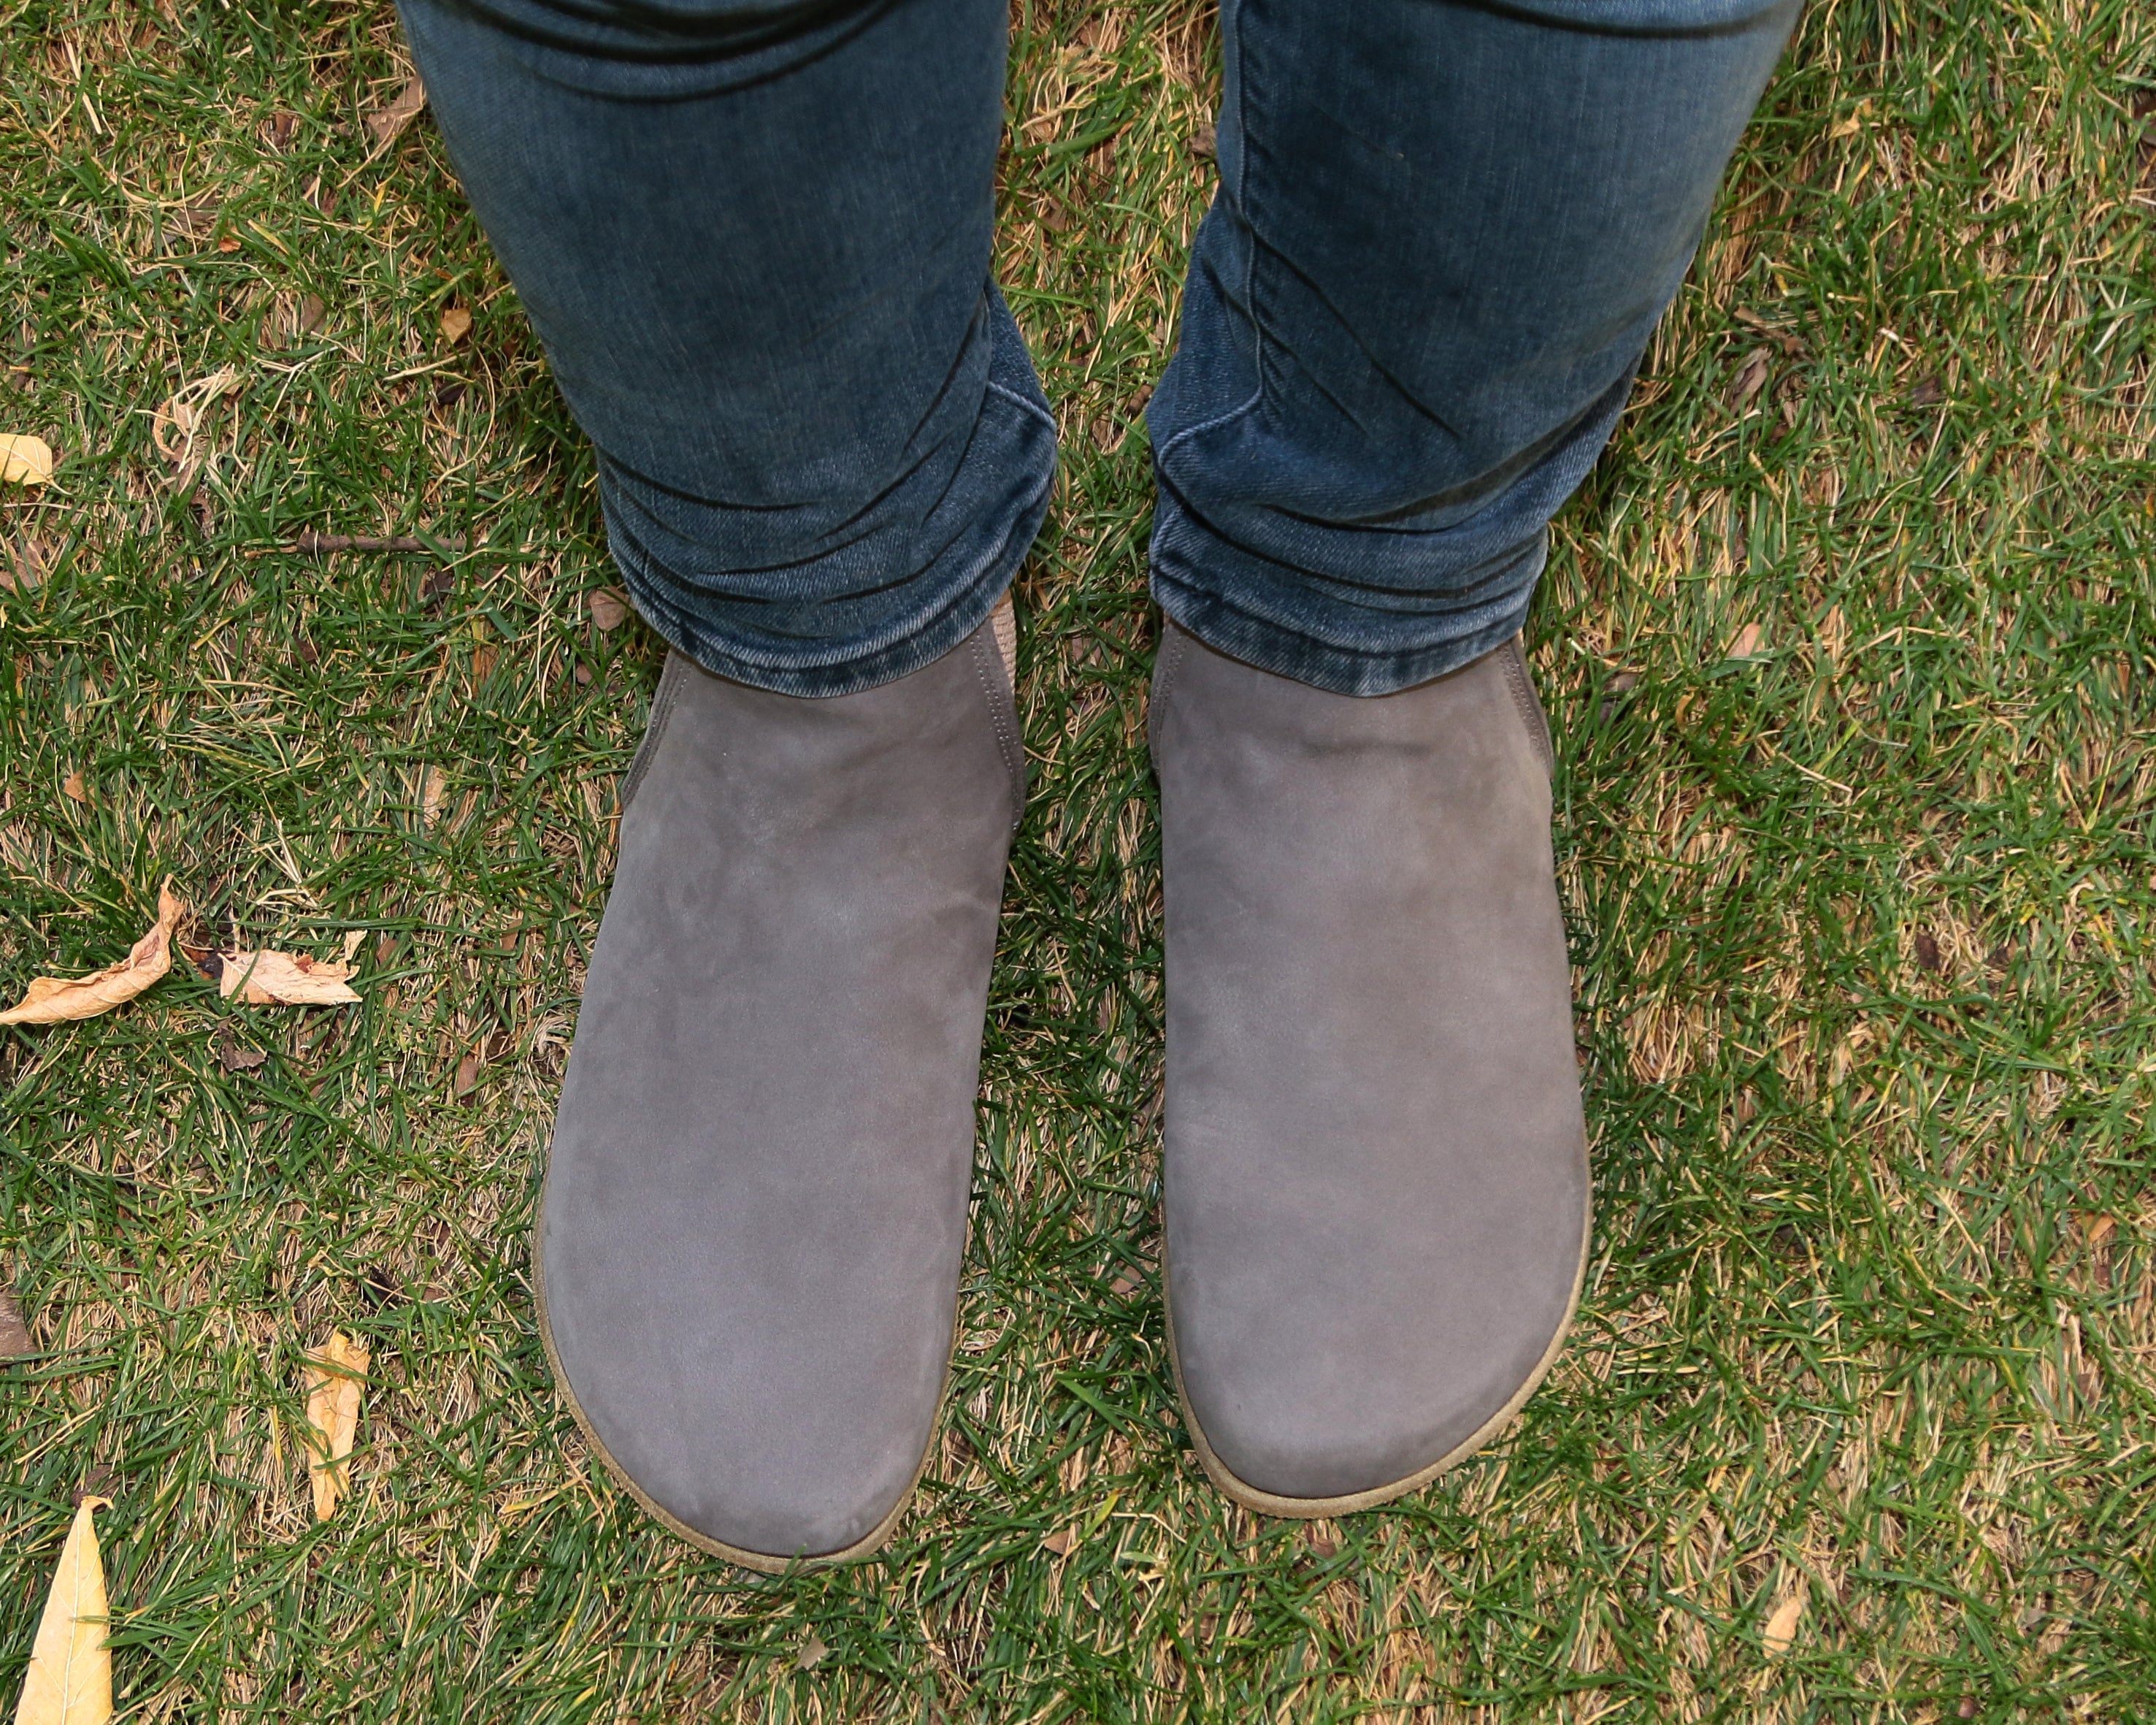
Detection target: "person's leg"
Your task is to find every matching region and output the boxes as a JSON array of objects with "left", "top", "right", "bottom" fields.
[
  {"left": 1148, "top": 0, "right": 1797, "bottom": 695},
  {"left": 1151, "top": 0, "right": 1798, "bottom": 1513},
  {"left": 400, "top": 0, "right": 1042, "bottom": 1569},
  {"left": 404, "top": 0, "right": 1054, "bottom": 695}
]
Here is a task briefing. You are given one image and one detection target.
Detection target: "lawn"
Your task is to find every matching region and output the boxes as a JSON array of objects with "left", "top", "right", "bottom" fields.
[{"left": 1, "top": 1, "right": 2152, "bottom": 1719}]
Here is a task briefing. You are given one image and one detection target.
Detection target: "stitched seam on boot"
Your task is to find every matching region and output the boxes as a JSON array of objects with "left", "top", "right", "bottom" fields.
[
  {"left": 971, "top": 630, "right": 1027, "bottom": 828},
  {"left": 619, "top": 652, "right": 687, "bottom": 816},
  {"left": 1147, "top": 624, "right": 1187, "bottom": 750},
  {"left": 1500, "top": 640, "right": 1556, "bottom": 779}
]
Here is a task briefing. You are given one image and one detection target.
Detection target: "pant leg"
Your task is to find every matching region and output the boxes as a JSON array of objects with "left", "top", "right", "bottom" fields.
[
  {"left": 399, "top": 0, "right": 1056, "bottom": 697},
  {"left": 1146, "top": 0, "right": 1800, "bottom": 697}
]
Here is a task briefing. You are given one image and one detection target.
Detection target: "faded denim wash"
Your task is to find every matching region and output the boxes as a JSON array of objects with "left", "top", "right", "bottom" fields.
[{"left": 402, "top": 0, "right": 1798, "bottom": 697}]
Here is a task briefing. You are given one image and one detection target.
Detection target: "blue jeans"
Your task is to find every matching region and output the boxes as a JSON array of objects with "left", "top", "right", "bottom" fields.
[{"left": 403, "top": 0, "right": 1798, "bottom": 697}]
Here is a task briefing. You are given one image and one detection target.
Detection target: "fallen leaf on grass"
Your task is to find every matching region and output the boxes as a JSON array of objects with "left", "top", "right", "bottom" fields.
[
  {"left": 1762, "top": 1585, "right": 1806, "bottom": 1655},
  {"left": 1, "top": 433, "right": 55, "bottom": 487},
  {"left": 1735, "top": 307, "right": 1806, "bottom": 356},
  {"left": 61, "top": 771, "right": 87, "bottom": 804},
  {"left": 0, "top": 1286, "right": 32, "bottom": 1358},
  {"left": 166, "top": 196, "right": 220, "bottom": 241},
  {"left": 1305, "top": 1527, "right": 1339, "bottom": 1559},
  {"left": 364, "top": 76, "right": 427, "bottom": 148},
  {"left": 1726, "top": 621, "right": 1764, "bottom": 659},
  {"left": 439, "top": 306, "right": 472, "bottom": 346},
  {"left": 149, "top": 367, "right": 242, "bottom": 493},
  {"left": 1040, "top": 1528, "right": 1073, "bottom": 1556},
  {"left": 17, "top": 1495, "right": 112, "bottom": 1725},
  {"left": 302, "top": 1330, "right": 369, "bottom": 1520},
  {"left": 0, "top": 883, "right": 184, "bottom": 1026},
  {"left": 215, "top": 1039, "right": 267, "bottom": 1072},
  {"left": 1729, "top": 347, "right": 1771, "bottom": 409},
  {"left": 4, "top": 533, "right": 47, "bottom": 592},
  {"left": 588, "top": 588, "right": 628, "bottom": 632},
  {"left": 794, "top": 1632, "right": 829, "bottom": 1672},
  {"left": 217, "top": 949, "right": 361, "bottom": 1007}
]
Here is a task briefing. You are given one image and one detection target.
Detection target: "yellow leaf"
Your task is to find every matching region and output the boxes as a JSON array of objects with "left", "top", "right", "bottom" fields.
[
  {"left": 439, "top": 307, "right": 472, "bottom": 346},
  {"left": 217, "top": 950, "right": 361, "bottom": 1007},
  {"left": 1762, "top": 1585, "right": 1806, "bottom": 1655},
  {"left": 1, "top": 435, "right": 54, "bottom": 487},
  {"left": 302, "top": 1330, "right": 370, "bottom": 1520},
  {"left": 15, "top": 1496, "right": 112, "bottom": 1725},
  {"left": 0, "top": 882, "right": 184, "bottom": 1027}
]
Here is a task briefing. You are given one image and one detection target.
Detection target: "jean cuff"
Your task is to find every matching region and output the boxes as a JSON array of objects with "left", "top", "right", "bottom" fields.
[{"left": 1147, "top": 493, "right": 1546, "bottom": 697}]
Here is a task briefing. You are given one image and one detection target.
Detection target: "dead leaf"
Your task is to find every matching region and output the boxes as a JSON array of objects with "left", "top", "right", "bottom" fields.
[
  {"left": 0, "top": 1286, "right": 32, "bottom": 1358},
  {"left": 217, "top": 949, "right": 362, "bottom": 1007},
  {"left": 266, "top": 110, "right": 298, "bottom": 151},
  {"left": 1109, "top": 1271, "right": 1140, "bottom": 1298},
  {"left": 5, "top": 532, "right": 47, "bottom": 592},
  {"left": 1189, "top": 121, "right": 1216, "bottom": 160},
  {"left": 1908, "top": 372, "right": 1944, "bottom": 407},
  {"left": 302, "top": 1330, "right": 369, "bottom": 1519},
  {"left": 61, "top": 770, "right": 88, "bottom": 804},
  {"left": 794, "top": 1631, "right": 829, "bottom": 1672},
  {"left": 1735, "top": 307, "right": 1806, "bottom": 356},
  {"left": 1729, "top": 347, "right": 1771, "bottom": 409},
  {"left": 1306, "top": 1528, "right": 1339, "bottom": 1558},
  {"left": 421, "top": 765, "right": 448, "bottom": 827},
  {"left": 166, "top": 195, "right": 220, "bottom": 240},
  {"left": 364, "top": 76, "right": 427, "bottom": 148},
  {"left": 215, "top": 1039, "right": 267, "bottom": 1072},
  {"left": 588, "top": 589, "right": 628, "bottom": 632},
  {"left": 2082, "top": 1212, "right": 2116, "bottom": 1250},
  {"left": 1041, "top": 1527, "right": 1073, "bottom": 1556},
  {"left": 340, "top": 930, "right": 364, "bottom": 964},
  {"left": 453, "top": 1049, "right": 482, "bottom": 1098},
  {"left": 439, "top": 306, "right": 472, "bottom": 346},
  {"left": 1762, "top": 1584, "right": 1806, "bottom": 1655},
  {"left": 17, "top": 1495, "right": 112, "bottom": 1725},
  {"left": 1, "top": 433, "right": 55, "bottom": 487},
  {"left": 0, "top": 883, "right": 184, "bottom": 1026},
  {"left": 149, "top": 367, "right": 242, "bottom": 493},
  {"left": 294, "top": 294, "right": 326, "bottom": 338},
  {"left": 1727, "top": 621, "right": 1764, "bottom": 659}
]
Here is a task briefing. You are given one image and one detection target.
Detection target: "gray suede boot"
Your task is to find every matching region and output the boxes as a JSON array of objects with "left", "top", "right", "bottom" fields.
[
  {"left": 540, "top": 616, "right": 1024, "bottom": 1571},
  {"left": 1150, "top": 621, "right": 1589, "bottom": 1516}
]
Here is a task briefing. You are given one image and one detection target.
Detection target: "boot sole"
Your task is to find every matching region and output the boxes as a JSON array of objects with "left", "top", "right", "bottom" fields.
[{"left": 1164, "top": 1154, "right": 1592, "bottom": 1520}]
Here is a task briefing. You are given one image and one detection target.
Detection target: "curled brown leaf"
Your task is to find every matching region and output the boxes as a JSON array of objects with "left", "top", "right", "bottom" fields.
[
  {"left": 0, "top": 883, "right": 185, "bottom": 1026},
  {"left": 217, "top": 949, "right": 362, "bottom": 1006}
]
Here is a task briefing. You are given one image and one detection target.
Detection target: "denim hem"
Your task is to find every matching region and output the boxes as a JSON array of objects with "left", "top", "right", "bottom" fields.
[
  {"left": 1148, "top": 493, "right": 1543, "bottom": 698},
  {"left": 615, "top": 445, "right": 1053, "bottom": 698}
]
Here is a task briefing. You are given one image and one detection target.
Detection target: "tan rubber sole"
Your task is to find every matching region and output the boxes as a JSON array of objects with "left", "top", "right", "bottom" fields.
[
  {"left": 1164, "top": 1160, "right": 1594, "bottom": 1519},
  {"left": 533, "top": 1198, "right": 948, "bottom": 1575}
]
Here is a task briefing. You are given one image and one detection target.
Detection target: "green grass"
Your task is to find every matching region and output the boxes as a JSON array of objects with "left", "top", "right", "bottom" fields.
[{"left": 2, "top": 1, "right": 2152, "bottom": 1718}]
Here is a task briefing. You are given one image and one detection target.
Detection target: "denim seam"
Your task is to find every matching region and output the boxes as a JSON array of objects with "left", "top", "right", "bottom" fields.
[
  {"left": 618, "top": 649, "right": 687, "bottom": 814},
  {"left": 968, "top": 627, "right": 1027, "bottom": 828},
  {"left": 1153, "top": 389, "right": 1262, "bottom": 467},
  {"left": 986, "top": 376, "right": 1058, "bottom": 432}
]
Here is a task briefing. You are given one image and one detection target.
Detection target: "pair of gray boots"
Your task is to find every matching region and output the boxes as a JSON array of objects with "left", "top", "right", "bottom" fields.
[{"left": 540, "top": 612, "right": 1588, "bottom": 1571}]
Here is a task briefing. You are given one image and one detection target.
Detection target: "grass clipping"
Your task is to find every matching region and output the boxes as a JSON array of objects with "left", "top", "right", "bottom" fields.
[
  {"left": 15, "top": 1496, "right": 112, "bottom": 1725},
  {"left": 0, "top": 884, "right": 182, "bottom": 1025}
]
